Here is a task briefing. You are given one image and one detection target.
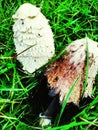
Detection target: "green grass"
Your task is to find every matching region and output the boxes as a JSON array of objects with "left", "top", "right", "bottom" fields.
[
  {"left": 0, "top": 0, "right": 98, "bottom": 130},
  {"left": 56, "top": 76, "right": 81, "bottom": 126}
]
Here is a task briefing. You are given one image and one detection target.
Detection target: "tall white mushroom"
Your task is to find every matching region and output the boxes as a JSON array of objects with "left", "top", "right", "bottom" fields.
[
  {"left": 39, "top": 37, "right": 98, "bottom": 127},
  {"left": 12, "top": 3, "right": 55, "bottom": 73}
]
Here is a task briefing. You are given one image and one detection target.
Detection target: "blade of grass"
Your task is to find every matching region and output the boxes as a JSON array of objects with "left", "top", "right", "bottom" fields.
[
  {"left": 16, "top": 72, "right": 28, "bottom": 96},
  {"left": 0, "top": 88, "right": 23, "bottom": 91},
  {"left": 0, "top": 99, "right": 20, "bottom": 103},
  {"left": 56, "top": 75, "right": 81, "bottom": 126},
  {"left": 46, "top": 121, "right": 92, "bottom": 130},
  {"left": 82, "top": 36, "right": 89, "bottom": 97}
]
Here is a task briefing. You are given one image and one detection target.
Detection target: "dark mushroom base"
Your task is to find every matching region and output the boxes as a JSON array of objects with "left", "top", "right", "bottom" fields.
[{"left": 39, "top": 94, "right": 60, "bottom": 127}]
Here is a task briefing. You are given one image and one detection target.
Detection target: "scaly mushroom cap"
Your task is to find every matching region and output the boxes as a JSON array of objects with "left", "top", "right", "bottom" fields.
[
  {"left": 12, "top": 3, "right": 55, "bottom": 73},
  {"left": 45, "top": 38, "right": 98, "bottom": 105}
]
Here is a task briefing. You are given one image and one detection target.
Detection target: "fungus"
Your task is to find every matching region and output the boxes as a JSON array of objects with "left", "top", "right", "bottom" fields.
[
  {"left": 12, "top": 3, "right": 55, "bottom": 73},
  {"left": 39, "top": 37, "right": 98, "bottom": 127}
]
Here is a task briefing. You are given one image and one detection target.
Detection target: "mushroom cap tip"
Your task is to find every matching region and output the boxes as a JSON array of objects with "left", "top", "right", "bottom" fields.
[{"left": 12, "top": 3, "right": 40, "bottom": 19}]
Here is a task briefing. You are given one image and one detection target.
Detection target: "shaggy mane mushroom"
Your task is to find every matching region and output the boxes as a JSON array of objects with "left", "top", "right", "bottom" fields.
[
  {"left": 39, "top": 37, "right": 98, "bottom": 127},
  {"left": 12, "top": 3, "right": 55, "bottom": 73}
]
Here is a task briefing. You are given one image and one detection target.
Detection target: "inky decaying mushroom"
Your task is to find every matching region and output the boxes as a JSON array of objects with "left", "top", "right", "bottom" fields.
[
  {"left": 12, "top": 3, "right": 55, "bottom": 73},
  {"left": 39, "top": 37, "right": 98, "bottom": 127}
]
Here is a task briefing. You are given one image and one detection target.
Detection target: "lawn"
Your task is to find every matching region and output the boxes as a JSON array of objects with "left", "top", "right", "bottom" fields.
[{"left": 0, "top": 0, "right": 98, "bottom": 129}]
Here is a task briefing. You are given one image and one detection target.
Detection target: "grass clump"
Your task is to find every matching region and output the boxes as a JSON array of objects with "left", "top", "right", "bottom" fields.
[{"left": 0, "top": 0, "right": 98, "bottom": 130}]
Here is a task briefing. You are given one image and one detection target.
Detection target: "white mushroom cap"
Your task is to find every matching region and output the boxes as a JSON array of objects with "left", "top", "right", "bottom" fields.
[
  {"left": 64, "top": 37, "right": 98, "bottom": 99},
  {"left": 13, "top": 3, "right": 55, "bottom": 73},
  {"left": 12, "top": 3, "right": 40, "bottom": 20}
]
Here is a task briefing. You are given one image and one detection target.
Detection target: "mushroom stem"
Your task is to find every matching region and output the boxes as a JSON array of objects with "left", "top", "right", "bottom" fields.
[
  {"left": 39, "top": 95, "right": 60, "bottom": 127},
  {"left": 44, "top": 95, "right": 60, "bottom": 117}
]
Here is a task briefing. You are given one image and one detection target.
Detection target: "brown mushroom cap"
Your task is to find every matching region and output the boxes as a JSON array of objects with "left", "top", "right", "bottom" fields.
[{"left": 45, "top": 38, "right": 98, "bottom": 105}]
